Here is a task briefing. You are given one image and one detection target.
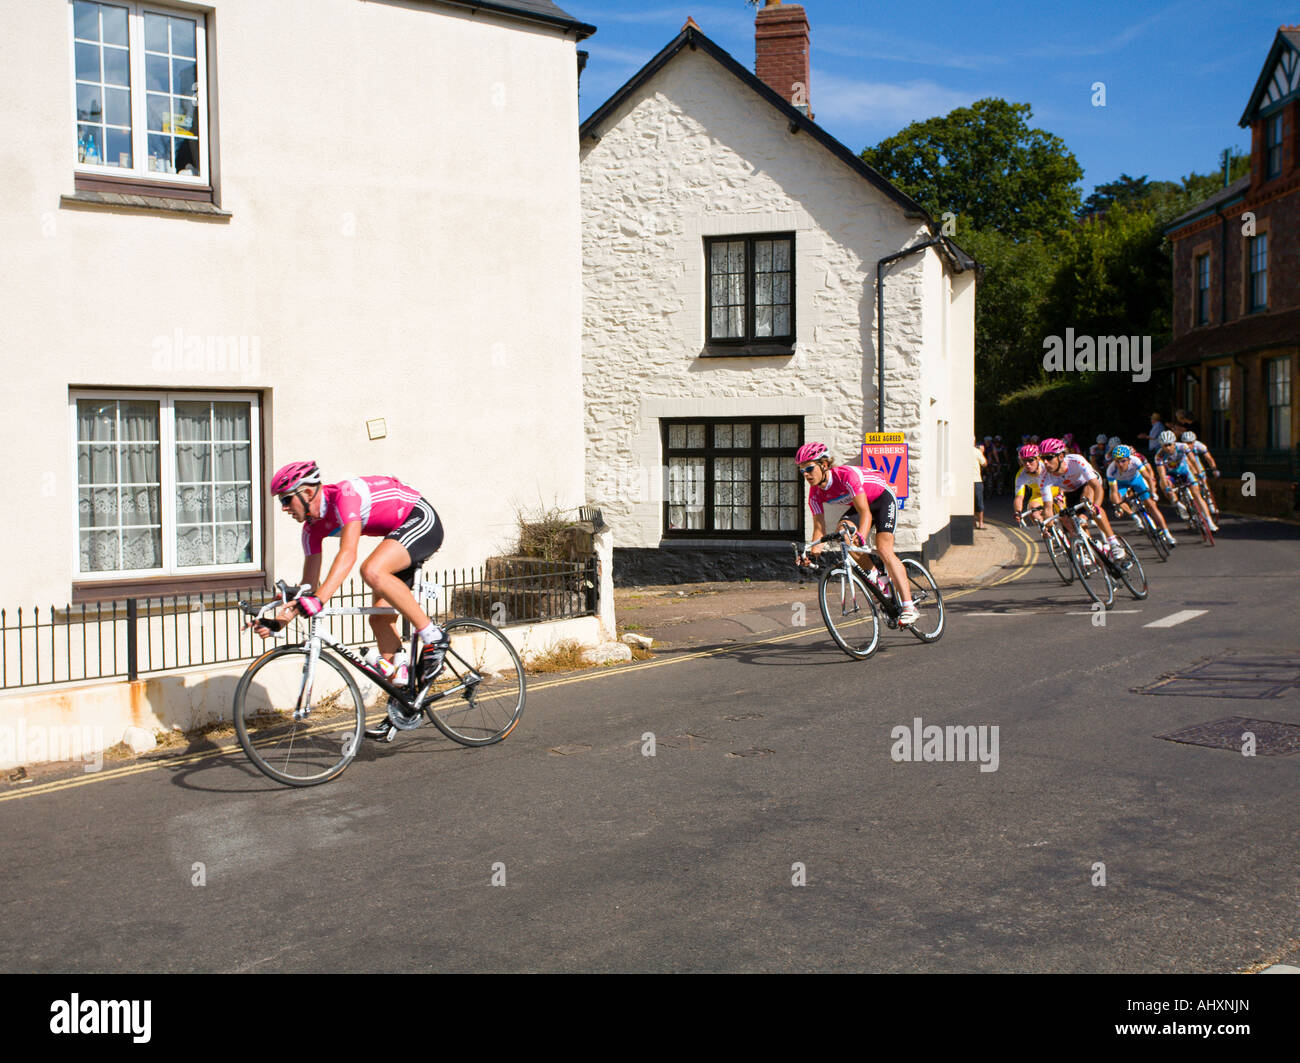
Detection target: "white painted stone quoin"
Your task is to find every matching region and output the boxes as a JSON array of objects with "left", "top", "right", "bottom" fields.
[{"left": 580, "top": 35, "right": 975, "bottom": 554}]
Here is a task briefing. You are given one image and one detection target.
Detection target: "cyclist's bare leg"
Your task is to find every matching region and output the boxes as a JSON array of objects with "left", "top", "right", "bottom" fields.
[
  {"left": 359, "top": 540, "right": 434, "bottom": 652},
  {"left": 1143, "top": 497, "right": 1170, "bottom": 533},
  {"left": 873, "top": 530, "right": 909, "bottom": 601}
]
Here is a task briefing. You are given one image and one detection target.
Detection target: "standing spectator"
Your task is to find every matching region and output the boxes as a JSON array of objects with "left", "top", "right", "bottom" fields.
[
  {"left": 1172, "top": 408, "right": 1200, "bottom": 438},
  {"left": 1137, "top": 412, "right": 1165, "bottom": 452},
  {"left": 973, "top": 438, "right": 987, "bottom": 530}
]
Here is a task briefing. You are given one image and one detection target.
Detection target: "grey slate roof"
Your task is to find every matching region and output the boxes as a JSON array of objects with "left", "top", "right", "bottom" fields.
[
  {"left": 438, "top": 0, "right": 595, "bottom": 39},
  {"left": 1163, "top": 174, "right": 1251, "bottom": 234}
]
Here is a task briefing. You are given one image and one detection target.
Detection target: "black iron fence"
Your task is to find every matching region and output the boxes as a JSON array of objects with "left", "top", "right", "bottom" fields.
[
  {"left": 1212, "top": 446, "right": 1300, "bottom": 482},
  {"left": 0, "top": 558, "right": 598, "bottom": 691}
]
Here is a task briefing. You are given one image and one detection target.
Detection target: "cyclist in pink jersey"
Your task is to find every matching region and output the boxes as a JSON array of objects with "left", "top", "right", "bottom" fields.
[
  {"left": 257, "top": 461, "right": 450, "bottom": 739},
  {"left": 794, "top": 442, "right": 918, "bottom": 626}
]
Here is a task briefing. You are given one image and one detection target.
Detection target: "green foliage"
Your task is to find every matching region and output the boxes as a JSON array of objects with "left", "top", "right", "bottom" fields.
[
  {"left": 1043, "top": 204, "right": 1171, "bottom": 342},
  {"left": 860, "top": 98, "right": 1083, "bottom": 240}
]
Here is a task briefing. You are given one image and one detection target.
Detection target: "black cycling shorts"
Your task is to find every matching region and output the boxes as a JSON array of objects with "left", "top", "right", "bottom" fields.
[
  {"left": 384, "top": 498, "right": 444, "bottom": 587},
  {"left": 841, "top": 491, "right": 898, "bottom": 537}
]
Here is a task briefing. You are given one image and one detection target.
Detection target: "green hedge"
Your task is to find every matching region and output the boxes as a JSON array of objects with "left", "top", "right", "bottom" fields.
[{"left": 977, "top": 373, "right": 1170, "bottom": 449}]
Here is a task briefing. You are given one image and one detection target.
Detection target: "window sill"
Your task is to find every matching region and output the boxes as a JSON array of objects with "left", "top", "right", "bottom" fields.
[
  {"left": 72, "top": 571, "right": 267, "bottom": 604},
  {"left": 63, "top": 175, "right": 229, "bottom": 219},
  {"left": 700, "top": 343, "right": 795, "bottom": 358}
]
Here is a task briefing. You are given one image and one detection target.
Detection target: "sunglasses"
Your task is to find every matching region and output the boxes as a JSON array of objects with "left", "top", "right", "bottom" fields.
[
  {"left": 798, "top": 464, "right": 819, "bottom": 474},
  {"left": 278, "top": 493, "right": 299, "bottom": 506}
]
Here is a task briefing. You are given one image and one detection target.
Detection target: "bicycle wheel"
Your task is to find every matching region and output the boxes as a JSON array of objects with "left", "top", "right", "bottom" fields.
[
  {"left": 817, "top": 565, "right": 880, "bottom": 659},
  {"left": 1111, "top": 535, "right": 1149, "bottom": 599},
  {"left": 420, "top": 618, "right": 526, "bottom": 745},
  {"left": 900, "top": 559, "right": 944, "bottom": 642},
  {"left": 1140, "top": 511, "right": 1169, "bottom": 561},
  {"left": 233, "top": 645, "right": 365, "bottom": 787},
  {"left": 1070, "top": 539, "right": 1114, "bottom": 608},
  {"left": 1194, "top": 495, "right": 1215, "bottom": 546},
  {"left": 1043, "top": 526, "right": 1074, "bottom": 583}
]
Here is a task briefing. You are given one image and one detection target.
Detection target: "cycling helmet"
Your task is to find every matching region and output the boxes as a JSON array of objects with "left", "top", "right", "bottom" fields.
[
  {"left": 1096, "top": 433, "right": 1108, "bottom": 444},
  {"left": 1112, "top": 445, "right": 1133, "bottom": 461},
  {"left": 1018, "top": 444, "right": 1040, "bottom": 461},
  {"left": 1107, "top": 436, "right": 1121, "bottom": 449},
  {"left": 1181, "top": 431, "right": 1197, "bottom": 443},
  {"left": 795, "top": 442, "right": 828, "bottom": 465},
  {"left": 1039, "top": 437, "right": 1066, "bottom": 456},
  {"left": 271, "top": 460, "right": 321, "bottom": 495},
  {"left": 1158, "top": 430, "right": 1177, "bottom": 445}
]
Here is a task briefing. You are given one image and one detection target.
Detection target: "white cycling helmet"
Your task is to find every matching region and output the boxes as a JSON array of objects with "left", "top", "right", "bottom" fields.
[
  {"left": 1107, "top": 436, "right": 1121, "bottom": 449},
  {"left": 1181, "top": 431, "right": 1197, "bottom": 443},
  {"left": 1158, "top": 430, "right": 1177, "bottom": 445},
  {"left": 1096, "top": 434, "right": 1108, "bottom": 444}
]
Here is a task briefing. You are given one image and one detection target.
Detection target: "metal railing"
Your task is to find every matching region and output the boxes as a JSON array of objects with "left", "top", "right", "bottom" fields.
[
  {"left": 1211, "top": 446, "right": 1300, "bottom": 482},
  {"left": 0, "top": 558, "right": 598, "bottom": 692}
]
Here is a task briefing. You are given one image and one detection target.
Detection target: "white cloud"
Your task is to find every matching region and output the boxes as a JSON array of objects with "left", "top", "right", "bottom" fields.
[{"left": 810, "top": 69, "right": 978, "bottom": 129}]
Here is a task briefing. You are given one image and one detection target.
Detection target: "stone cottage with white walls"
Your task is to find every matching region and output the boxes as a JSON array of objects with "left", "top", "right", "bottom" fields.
[{"left": 579, "top": 4, "right": 977, "bottom": 573}]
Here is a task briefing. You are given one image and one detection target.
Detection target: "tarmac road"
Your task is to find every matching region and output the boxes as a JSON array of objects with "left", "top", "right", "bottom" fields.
[{"left": 2, "top": 510, "right": 1298, "bottom": 973}]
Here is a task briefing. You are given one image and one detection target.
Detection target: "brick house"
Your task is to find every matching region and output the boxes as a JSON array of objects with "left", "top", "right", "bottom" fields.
[{"left": 1156, "top": 27, "right": 1299, "bottom": 515}]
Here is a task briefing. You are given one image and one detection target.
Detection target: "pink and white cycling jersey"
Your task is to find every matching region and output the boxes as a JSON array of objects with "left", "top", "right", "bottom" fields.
[
  {"left": 302, "top": 476, "right": 422, "bottom": 555},
  {"left": 808, "top": 465, "right": 894, "bottom": 515},
  {"left": 1039, "top": 453, "right": 1099, "bottom": 496}
]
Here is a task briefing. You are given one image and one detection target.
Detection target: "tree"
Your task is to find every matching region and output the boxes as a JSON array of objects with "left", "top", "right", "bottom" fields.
[{"left": 860, "top": 98, "right": 1083, "bottom": 240}]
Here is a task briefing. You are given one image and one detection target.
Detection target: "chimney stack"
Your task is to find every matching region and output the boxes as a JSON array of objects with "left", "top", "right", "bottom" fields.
[{"left": 755, "top": 0, "right": 811, "bottom": 117}]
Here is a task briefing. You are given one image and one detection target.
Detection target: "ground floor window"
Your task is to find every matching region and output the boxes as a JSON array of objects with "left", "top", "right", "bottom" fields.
[
  {"left": 72, "top": 390, "right": 260, "bottom": 579},
  {"left": 1208, "top": 365, "right": 1231, "bottom": 449},
  {"left": 662, "top": 418, "right": 803, "bottom": 538},
  {"left": 1267, "top": 357, "right": 1291, "bottom": 449}
]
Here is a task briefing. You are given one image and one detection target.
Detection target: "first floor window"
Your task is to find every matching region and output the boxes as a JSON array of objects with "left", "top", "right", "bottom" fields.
[
  {"left": 1266, "top": 112, "right": 1283, "bottom": 179},
  {"left": 705, "top": 234, "right": 795, "bottom": 349},
  {"left": 1195, "top": 254, "right": 1210, "bottom": 325},
  {"left": 72, "top": 1, "right": 208, "bottom": 180},
  {"left": 74, "top": 391, "right": 260, "bottom": 578},
  {"left": 1267, "top": 357, "right": 1292, "bottom": 449},
  {"left": 1248, "top": 234, "right": 1267, "bottom": 311},
  {"left": 663, "top": 419, "right": 803, "bottom": 537}
]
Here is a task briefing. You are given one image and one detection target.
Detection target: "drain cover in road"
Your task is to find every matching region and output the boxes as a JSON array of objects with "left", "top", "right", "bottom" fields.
[
  {"left": 1155, "top": 717, "right": 1300, "bottom": 757},
  {"left": 1135, "top": 654, "right": 1300, "bottom": 700}
]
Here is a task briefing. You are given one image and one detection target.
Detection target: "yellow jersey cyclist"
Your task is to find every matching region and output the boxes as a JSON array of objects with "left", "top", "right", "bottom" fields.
[
  {"left": 794, "top": 442, "right": 918, "bottom": 626},
  {"left": 255, "top": 460, "right": 451, "bottom": 739},
  {"left": 1010, "top": 444, "right": 1062, "bottom": 528}
]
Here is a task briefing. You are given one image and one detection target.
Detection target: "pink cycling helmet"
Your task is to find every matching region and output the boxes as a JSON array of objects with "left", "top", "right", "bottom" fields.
[
  {"left": 795, "top": 442, "right": 828, "bottom": 464},
  {"left": 270, "top": 460, "right": 321, "bottom": 495},
  {"left": 1039, "top": 437, "right": 1066, "bottom": 456},
  {"left": 1018, "top": 444, "right": 1039, "bottom": 461}
]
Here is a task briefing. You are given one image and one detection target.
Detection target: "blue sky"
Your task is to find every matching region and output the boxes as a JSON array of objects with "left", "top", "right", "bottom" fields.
[{"left": 568, "top": 0, "right": 1293, "bottom": 196}]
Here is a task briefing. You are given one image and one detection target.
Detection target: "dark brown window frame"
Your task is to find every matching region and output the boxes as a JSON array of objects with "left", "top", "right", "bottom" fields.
[
  {"left": 1194, "top": 252, "right": 1210, "bottom": 326},
  {"left": 661, "top": 417, "right": 804, "bottom": 541},
  {"left": 703, "top": 233, "right": 796, "bottom": 357}
]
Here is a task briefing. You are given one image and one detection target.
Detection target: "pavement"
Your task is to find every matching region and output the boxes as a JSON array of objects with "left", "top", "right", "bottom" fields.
[{"left": 615, "top": 521, "right": 1020, "bottom": 652}]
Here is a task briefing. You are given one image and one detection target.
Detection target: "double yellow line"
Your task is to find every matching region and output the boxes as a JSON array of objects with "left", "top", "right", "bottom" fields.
[{"left": 2, "top": 524, "right": 1040, "bottom": 802}]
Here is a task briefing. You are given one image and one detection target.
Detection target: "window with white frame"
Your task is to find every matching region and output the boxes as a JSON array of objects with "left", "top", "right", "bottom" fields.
[
  {"left": 71, "top": 1, "right": 208, "bottom": 180},
  {"left": 73, "top": 393, "right": 260, "bottom": 579}
]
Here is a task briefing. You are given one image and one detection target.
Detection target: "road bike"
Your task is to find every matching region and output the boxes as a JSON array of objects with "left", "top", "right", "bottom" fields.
[
  {"left": 794, "top": 530, "right": 944, "bottom": 659},
  {"left": 1044, "top": 504, "right": 1114, "bottom": 607},
  {"left": 1113, "top": 496, "right": 1169, "bottom": 562},
  {"left": 1019, "top": 503, "right": 1074, "bottom": 584},
  {"left": 1172, "top": 481, "right": 1215, "bottom": 546},
  {"left": 234, "top": 577, "right": 526, "bottom": 786},
  {"left": 1068, "top": 501, "right": 1149, "bottom": 601}
]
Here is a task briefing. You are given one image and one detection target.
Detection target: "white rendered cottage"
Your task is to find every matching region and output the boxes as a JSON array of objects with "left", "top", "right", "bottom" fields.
[
  {"left": 0, "top": 0, "right": 594, "bottom": 606},
  {"left": 579, "top": 7, "right": 976, "bottom": 573}
]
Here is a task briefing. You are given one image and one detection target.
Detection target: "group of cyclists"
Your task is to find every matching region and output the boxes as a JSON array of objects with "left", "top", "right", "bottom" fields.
[
  {"left": 1008, "top": 430, "right": 1222, "bottom": 557},
  {"left": 254, "top": 428, "right": 1224, "bottom": 743}
]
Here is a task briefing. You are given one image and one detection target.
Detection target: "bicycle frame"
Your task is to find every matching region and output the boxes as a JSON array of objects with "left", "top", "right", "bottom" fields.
[
  {"left": 244, "top": 576, "right": 474, "bottom": 714},
  {"left": 795, "top": 533, "right": 897, "bottom": 615}
]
